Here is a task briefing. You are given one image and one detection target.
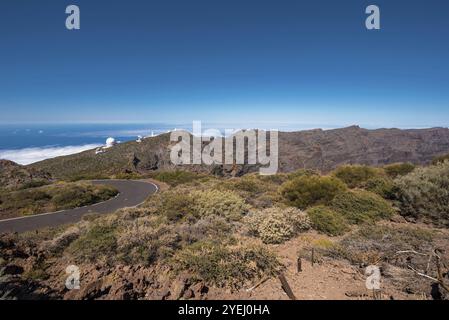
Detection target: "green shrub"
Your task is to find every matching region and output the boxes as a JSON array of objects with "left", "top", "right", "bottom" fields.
[
  {"left": 191, "top": 190, "right": 249, "bottom": 220},
  {"left": 363, "top": 176, "right": 395, "bottom": 199},
  {"left": 0, "top": 182, "right": 118, "bottom": 219},
  {"left": 172, "top": 241, "right": 280, "bottom": 288},
  {"left": 18, "top": 179, "right": 50, "bottom": 190},
  {"left": 394, "top": 162, "right": 449, "bottom": 226},
  {"left": 220, "top": 175, "right": 282, "bottom": 209},
  {"left": 330, "top": 190, "right": 395, "bottom": 224},
  {"left": 280, "top": 175, "right": 347, "bottom": 209},
  {"left": 245, "top": 207, "right": 311, "bottom": 244},
  {"left": 223, "top": 176, "right": 266, "bottom": 194},
  {"left": 256, "top": 174, "right": 290, "bottom": 185},
  {"left": 52, "top": 184, "right": 118, "bottom": 209},
  {"left": 67, "top": 224, "right": 117, "bottom": 262},
  {"left": 157, "top": 191, "right": 195, "bottom": 221},
  {"left": 287, "top": 169, "right": 319, "bottom": 180},
  {"left": 307, "top": 206, "right": 349, "bottom": 236},
  {"left": 383, "top": 163, "right": 415, "bottom": 178},
  {"left": 332, "top": 165, "right": 384, "bottom": 188}
]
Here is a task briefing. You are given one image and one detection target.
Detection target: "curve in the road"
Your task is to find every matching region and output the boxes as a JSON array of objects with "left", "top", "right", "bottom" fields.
[{"left": 0, "top": 180, "right": 158, "bottom": 234}]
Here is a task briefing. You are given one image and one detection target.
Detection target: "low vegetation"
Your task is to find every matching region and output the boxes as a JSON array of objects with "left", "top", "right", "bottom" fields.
[
  {"left": 362, "top": 176, "right": 395, "bottom": 199},
  {"left": 59, "top": 204, "right": 281, "bottom": 289},
  {"left": 0, "top": 182, "right": 118, "bottom": 219},
  {"left": 3, "top": 157, "right": 449, "bottom": 300},
  {"left": 432, "top": 153, "right": 449, "bottom": 165},
  {"left": 332, "top": 165, "right": 384, "bottom": 188},
  {"left": 245, "top": 207, "right": 311, "bottom": 244},
  {"left": 190, "top": 190, "right": 249, "bottom": 221},
  {"left": 280, "top": 175, "right": 347, "bottom": 209},
  {"left": 153, "top": 190, "right": 196, "bottom": 221},
  {"left": 172, "top": 240, "right": 280, "bottom": 288},
  {"left": 307, "top": 206, "right": 349, "bottom": 236},
  {"left": 67, "top": 224, "right": 118, "bottom": 262},
  {"left": 322, "top": 224, "right": 435, "bottom": 265},
  {"left": 394, "top": 161, "right": 449, "bottom": 227},
  {"left": 152, "top": 170, "right": 208, "bottom": 187},
  {"left": 330, "top": 189, "right": 395, "bottom": 224},
  {"left": 383, "top": 162, "right": 415, "bottom": 178}
]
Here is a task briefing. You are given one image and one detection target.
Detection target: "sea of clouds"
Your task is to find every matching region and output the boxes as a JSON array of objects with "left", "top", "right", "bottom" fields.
[{"left": 0, "top": 144, "right": 102, "bottom": 165}]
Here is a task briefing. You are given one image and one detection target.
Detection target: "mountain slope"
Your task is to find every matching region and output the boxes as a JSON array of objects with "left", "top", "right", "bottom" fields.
[
  {"left": 28, "top": 126, "right": 449, "bottom": 179},
  {"left": 0, "top": 160, "right": 52, "bottom": 190}
]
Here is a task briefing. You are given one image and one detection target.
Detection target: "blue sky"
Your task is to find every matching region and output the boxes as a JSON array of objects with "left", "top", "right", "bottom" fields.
[{"left": 1, "top": 0, "right": 448, "bottom": 128}]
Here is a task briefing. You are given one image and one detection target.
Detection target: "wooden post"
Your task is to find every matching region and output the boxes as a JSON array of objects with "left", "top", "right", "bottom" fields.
[
  {"left": 311, "top": 248, "right": 315, "bottom": 267},
  {"left": 279, "top": 273, "right": 297, "bottom": 300},
  {"left": 297, "top": 257, "right": 302, "bottom": 273}
]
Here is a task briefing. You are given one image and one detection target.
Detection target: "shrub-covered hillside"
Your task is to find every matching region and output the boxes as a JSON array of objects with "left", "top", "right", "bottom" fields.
[
  {"left": 1, "top": 161, "right": 449, "bottom": 300},
  {"left": 0, "top": 182, "right": 118, "bottom": 220}
]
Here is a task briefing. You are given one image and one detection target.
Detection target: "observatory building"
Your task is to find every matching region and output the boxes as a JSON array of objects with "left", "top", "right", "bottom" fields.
[{"left": 105, "top": 137, "right": 117, "bottom": 148}]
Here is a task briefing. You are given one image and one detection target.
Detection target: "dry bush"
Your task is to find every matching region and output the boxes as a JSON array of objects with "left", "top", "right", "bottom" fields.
[
  {"left": 323, "top": 224, "right": 435, "bottom": 266},
  {"left": 115, "top": 207, "right": 150, "bottom": 220},
  {"left": 157, "top": 190, "right": 196, "bottom": 221},
  {"left": 172, "top": 240, "right": 280, "bottom": 288},
  {"left": 116, "top": 216, "right": 180, "bottom": 265},
  {"left": 39, "top": 223, "right": 89, "bottom": 254},
  {"left": 432, "top": 153, "right": 449, "bottom": 165},
  {"left": 191, "top": 189, "right": 249, "bottom": 221},
  {"left": 245, "top": 207, "right": 311, "bottom": 244},
  {"left": 175, "top": 215, "right": 232, "bottom": 244}
]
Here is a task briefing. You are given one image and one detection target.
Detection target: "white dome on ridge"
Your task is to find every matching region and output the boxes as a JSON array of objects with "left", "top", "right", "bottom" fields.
[{"left": 105, "top": 137, "right": 116, "bottom": 148}]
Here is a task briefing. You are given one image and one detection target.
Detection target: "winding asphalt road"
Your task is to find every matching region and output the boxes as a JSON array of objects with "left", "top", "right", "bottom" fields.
[{"left": 0, "top": 180, "right": 158, "bottom": 234}]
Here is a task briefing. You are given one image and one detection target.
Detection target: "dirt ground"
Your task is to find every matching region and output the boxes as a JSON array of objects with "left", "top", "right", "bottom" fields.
[{"left": 208, "top": 234, "right": 421, "bottom": 300}]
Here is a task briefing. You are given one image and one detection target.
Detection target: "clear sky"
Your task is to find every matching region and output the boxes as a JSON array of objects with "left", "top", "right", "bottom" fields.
[{"left": 1, "top": 0, "right": 448, "bottom": 128}]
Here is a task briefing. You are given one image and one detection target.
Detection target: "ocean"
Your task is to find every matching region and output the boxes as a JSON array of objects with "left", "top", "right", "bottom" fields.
[{"left": 0, "top": 123, "right": 183, "bottom": 165}]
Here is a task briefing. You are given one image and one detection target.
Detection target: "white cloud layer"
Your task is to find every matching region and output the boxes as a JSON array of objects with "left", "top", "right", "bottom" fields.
[{"left": 0, "top": 144, "right": 101, "bottom": 165}]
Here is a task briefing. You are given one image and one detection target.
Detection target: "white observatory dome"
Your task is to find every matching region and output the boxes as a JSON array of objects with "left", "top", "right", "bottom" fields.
[{"left": 105, "top": 137, "right": 116, "bottom": 148}]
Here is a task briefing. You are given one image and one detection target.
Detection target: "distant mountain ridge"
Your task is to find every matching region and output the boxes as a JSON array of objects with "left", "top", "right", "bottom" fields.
[
  {"left": 27, "top": 126, "right": 449, "bottom": 178},
  {"left": 278, "top": 126, "right": 449, "bottom": 172}
]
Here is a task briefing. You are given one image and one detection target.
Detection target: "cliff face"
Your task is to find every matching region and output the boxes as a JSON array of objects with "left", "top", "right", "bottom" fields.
[
  {"left": 278, "top": 126, "right": 449, "bottom": 172},
  {"left": 28, "top": 126, "right": 449, "bottom": 178}
]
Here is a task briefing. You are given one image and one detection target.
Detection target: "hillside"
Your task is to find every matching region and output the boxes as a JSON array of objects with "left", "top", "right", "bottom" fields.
[
  {"left": 0, "top": 160, "right": 52, "bottom": 190},
  {"left": 2, "top": 161, "right": 449, "bottom": 300},
  {"left": 29, "top": 126, "right": 449, "bottom": 179}
]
